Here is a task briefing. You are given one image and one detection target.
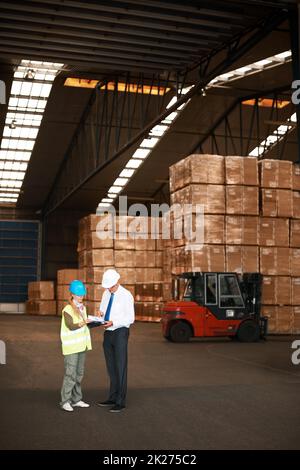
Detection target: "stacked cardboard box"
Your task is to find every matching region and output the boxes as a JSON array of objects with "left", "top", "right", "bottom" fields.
[
  {"left": 77, "top": 214, "right": 171, "bottom": 321},
  {"left": 170, "top": 153, "right": 224, "bottom": 192},
  {"left": 170, "top": 154, "right": 226, "bottom": 273},
  {"left": 56, "top": 269, "right": 85, "bottom": 316},
  {"left": 169, "top": 154, "right": 300, "bottom": 334},
  {"left": 26, "top": 281, "right": 56, "bottom": 315},
  {"left": 259, "top": 159, "right": 300, "bottom": 334},
  {"left": 170, "top": 155, "right": 259, "bottom": 274},
  {"left": 224, "top": 157, "right": 259, "bottom": 275},
  {"left": 225, "top": 155, "right": 259, "bottom": 186},
  {"left": 226, "top": 186, "right": 259, "bottom": 215},
  {"left": 78, "top": 214, "right": 113, "bottom": 316},
  {"left": 261, "top": 305, "right": 293, "bottom": 334},
  {"left": 161, "top": 235, "right": 173, "bottom": 303}
]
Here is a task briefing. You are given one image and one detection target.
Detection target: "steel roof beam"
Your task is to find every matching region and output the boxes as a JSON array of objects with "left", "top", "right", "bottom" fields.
[
  {"left": 115, "top": 0, "right": 259, "bottom": 18},
  {"left": 0, "top": 2, "right": 239, "bottom": 37},
  {"left": 26, "top": 0, "right": 250, "bottom": 29},
  {"left": 0, "top": 11, "right": 228, "bottom": 45},
  {"left": 0, "top": 38, "right": 190, "bottom": 68},
  {"left": 0, "top": 48, "right": 174, "bottom": 73},
  {"left": 0, "top": 20, "right": 217, "bottom": 53},
  {"left": 0, "top": 28, "right": 213, "bottom": 59},
  {"left": 235, "top": 0, "right": 296, "bottom": 7}
]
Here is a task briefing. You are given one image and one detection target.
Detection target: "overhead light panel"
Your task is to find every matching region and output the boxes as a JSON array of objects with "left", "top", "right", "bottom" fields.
[
  {"left": 140, "top": 137, "right": 159, "bottom": 148},
  {"left": 107, "top": 192, "right": 118, "bottom": 199},
  {"left": 274, "top": 51, "right": 291, "bottom": 60},
  {"left": 0, "top": 59, "right": 63, "bottom": 205},
  {"left": 132, "top": 148, "right": 151, "bottom": 159},
  {"left": 119, "top": 169, "right": 135, "bottom": 178},
  {"left": 108, "top": 186, "right": 123, "bottom": 194},
  {"left": 113, "top": 177, "right": 128, "bottom": 187},
  {"left": 125, "top": 159, "right": 144, "bottom": 169},
  {"left": 249, "top": 112, "right": 296, "bottom": 157},
  {"left": 210, "top": 50, "right": 291, "bottom": 88},
  {"left": 150, "top": 125, "right": 168, "bottom": 137}
]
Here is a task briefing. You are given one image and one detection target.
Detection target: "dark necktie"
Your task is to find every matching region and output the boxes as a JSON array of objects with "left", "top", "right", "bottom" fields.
[{"left": 104, "top": 293, "right": 114, "bottom": 322}]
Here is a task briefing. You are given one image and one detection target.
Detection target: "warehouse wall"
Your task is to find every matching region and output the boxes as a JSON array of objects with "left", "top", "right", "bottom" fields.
[{"left": 42, "top": 210, "right": 88, "bottom": 280}]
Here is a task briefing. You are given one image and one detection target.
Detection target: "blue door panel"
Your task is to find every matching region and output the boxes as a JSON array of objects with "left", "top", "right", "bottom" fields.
[{"left": 0, "top": 220, "right": 40, "bottom": 302}]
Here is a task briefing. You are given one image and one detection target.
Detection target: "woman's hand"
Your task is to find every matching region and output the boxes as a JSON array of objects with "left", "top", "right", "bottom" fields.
[{"left": 103, "top": 321, "right": 113, "bottom": 329}]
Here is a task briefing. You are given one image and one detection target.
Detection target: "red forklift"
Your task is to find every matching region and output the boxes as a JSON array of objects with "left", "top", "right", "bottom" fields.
[{"left": 161, "top": 272, "right": 268, "bottom": 343}]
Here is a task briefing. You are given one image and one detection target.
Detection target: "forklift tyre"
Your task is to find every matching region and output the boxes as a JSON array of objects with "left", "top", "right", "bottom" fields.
[
  {"left": 237, "top": 320, "right": 260, "bottom": 343},
  {"left": 169, "top": 321, "right": 192, "bottom": 343}
]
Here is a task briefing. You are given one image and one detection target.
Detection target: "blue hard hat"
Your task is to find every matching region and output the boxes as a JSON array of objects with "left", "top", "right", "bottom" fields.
[{"left": 69, "top": 280, "right": 86, "bottom": 296}]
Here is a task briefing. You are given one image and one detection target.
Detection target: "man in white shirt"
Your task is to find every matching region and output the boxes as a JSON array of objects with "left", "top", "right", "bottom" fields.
[{"left": 97, "top": 269, "right": 135, "bottom": 412}]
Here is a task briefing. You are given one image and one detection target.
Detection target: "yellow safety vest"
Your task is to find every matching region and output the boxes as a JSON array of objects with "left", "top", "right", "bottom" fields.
[{"left": 60, "top": 303, "right": 92, "bottom": 356}]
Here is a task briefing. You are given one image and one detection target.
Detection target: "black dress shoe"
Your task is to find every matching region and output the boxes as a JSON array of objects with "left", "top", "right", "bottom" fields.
[
  {"left": 97, "top": 400, "right": 115, "bottom": 407},
  {"left": 109, "top": 404, "right": 125, "bottom": 413}
]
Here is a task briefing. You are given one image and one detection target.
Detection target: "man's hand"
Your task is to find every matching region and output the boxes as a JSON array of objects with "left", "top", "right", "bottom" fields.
[
  {"left": 97, "top": 310, "right": 104, "bottom": 318},
  {"left": 104, "top": 321, "right": 113, "bottom": 329}
]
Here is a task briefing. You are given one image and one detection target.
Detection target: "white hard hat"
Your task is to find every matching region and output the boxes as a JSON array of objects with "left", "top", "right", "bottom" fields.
[{"left": 102, "top": 268, "right": 120, "bottom": 288}]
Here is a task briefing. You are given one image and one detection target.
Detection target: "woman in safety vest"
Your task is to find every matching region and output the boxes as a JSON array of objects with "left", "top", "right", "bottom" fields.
[{"left": 60, "top": 280, "right": 92, "bottom": 412}]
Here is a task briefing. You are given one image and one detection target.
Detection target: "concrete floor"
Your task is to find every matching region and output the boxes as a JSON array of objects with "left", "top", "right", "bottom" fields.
[{"left": 0, "top": 315, "right": 300, "bottom": 450}]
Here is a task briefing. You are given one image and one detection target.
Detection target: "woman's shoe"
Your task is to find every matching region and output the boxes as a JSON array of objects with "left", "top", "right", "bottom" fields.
[{"left": 62, "top": 402, "right": 74, "bottom": 412}]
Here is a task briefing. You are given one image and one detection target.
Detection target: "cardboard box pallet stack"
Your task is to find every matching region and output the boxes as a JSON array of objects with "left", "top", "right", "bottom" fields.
[
  {"left": 170, "top": 154, "right": 227, "bottom": 273},
  {"left": 77, "top": 214, "right": 172, "bottom": 322},
  {"left": 56, "top": 269, "right": 84, "bottom": 316},
  {"left": 169, "top": 154, "right": 300, "bottom": 334},
  {"left": 259, "top": 160, "right": 300, "bottom": 334},
  {"left": 26, "top": 281, "right": 56, "bottom": 315}
]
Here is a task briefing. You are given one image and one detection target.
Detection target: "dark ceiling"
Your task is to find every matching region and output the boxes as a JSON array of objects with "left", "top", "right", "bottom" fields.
[
  {"left": 0, "top": 0, "right": 293, "bottom": 74},
  {"left": 0, "top": 0, "right": 298, "bottom": 214}
]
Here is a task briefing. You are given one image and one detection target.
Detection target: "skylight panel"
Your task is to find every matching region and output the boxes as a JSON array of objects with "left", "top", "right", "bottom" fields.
[
  {"left": 0, "top": 60, "right": 64, "bottom": 203},
  {"left": 0, "top": 180, "right": 22, "bottom": 188},
  {"left": 140, "top": 137, "right": 159, "bottom": 148},
  {"left": 108, "top": 186, "right": 123, "bottom": 194},
  {"left": 119, "top": 169, "right": 135, "bottom": 178},
  {"left": 125, "top": 159, "right": 143, "bottom": 169},
  {"left": 113, "top": 177, "right": 128, "bottom": 187},
  {"left": 132, "top": 148, "right": 151, "bottom": 159}
]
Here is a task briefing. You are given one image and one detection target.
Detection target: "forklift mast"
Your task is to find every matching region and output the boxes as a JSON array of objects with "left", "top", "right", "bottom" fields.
[{"left": 239, "top": 273, "right": 262, "bottom": 319}]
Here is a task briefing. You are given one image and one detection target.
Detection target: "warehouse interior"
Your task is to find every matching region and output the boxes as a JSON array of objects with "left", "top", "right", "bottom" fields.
[{"left": 1, "top": 0, "right": 300, "bottom": 451}]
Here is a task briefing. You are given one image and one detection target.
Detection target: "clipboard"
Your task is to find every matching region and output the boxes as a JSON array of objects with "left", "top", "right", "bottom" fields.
[{"left": 87, "top": 315, "right": 105, "bottom": 329}]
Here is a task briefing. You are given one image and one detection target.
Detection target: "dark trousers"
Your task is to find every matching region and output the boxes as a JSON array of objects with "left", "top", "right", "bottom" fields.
[{"left": 103, "top": 327, "right": 129, "bottom": 407}]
